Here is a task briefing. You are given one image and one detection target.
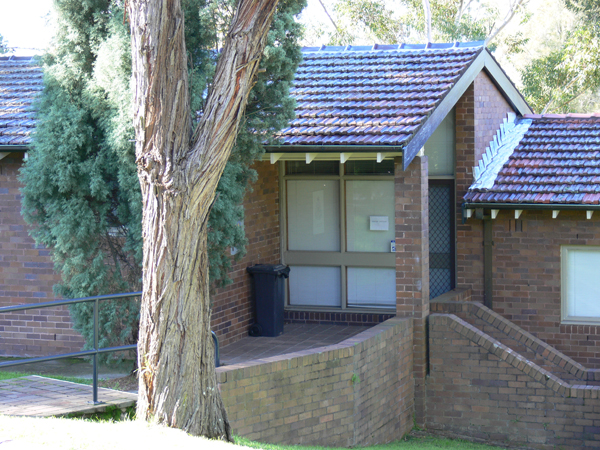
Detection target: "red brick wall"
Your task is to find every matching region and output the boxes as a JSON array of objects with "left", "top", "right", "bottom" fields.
[
  {"left": 218, "top": 317, "right": 414, "bottom": 447},
  {"left": 428, "top": 313, "right": 600, "bottom": 449},
  {"left": 394, "top": 155, "right": 429, "bottom": 426},
  {"left": 455, "top": 73, "right": 516, "bottom": 302},
  {"left": 0, "top": 153, "right": 84, "bottom": 356},
  {"left": 211, "top": 160, "right": 281, "bottom": 347},
  {"left": 474, "top": 71, "right": 514, "bottom": 166},
  {"left": 482, "top": 210, "right": 600, "bottom": 368}
]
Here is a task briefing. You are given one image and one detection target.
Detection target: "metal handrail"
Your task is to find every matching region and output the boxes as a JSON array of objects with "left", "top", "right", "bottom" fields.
[
  {"left": 0, "top": 291, "right": 222, "bottom": 404},
  {"left": 0, "top": 291, "right": 142, "bottom": 404}
]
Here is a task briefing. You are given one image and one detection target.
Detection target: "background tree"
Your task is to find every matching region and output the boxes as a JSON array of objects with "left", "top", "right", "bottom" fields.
[
  {"left": 303, "top": 0, "right": 529, "bottom": 50},
  {"left": 0, "top": 34, "right": 10, "bottom": 53},
  {"left": 20, "top": 0, "right": 304, "bottom": 361},
  {"left": 521, "top": 0, "right": 600, "bottom": 113}
]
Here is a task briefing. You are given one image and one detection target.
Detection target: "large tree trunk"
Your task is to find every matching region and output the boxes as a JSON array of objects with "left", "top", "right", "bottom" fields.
[{"left": 127, "top": 0, "right": 279, "bottom": 439}]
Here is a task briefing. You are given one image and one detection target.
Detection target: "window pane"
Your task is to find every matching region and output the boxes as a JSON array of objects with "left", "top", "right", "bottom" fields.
[
  {"left": 346, "top": 180, "right": 395, "bottom": 252},
  {"left": 287, "top": 180, "right": 340, "bottom": 251},
  {"left": 345, "top": 159, "right": 394, "bottom": 175},
  {"left": 289, "top": 266, "right": 341, "bottom": 307},
  {"left": 286, "top": 160, "right": 339, "bottom": 175},
  {"left": 347, "top": 267, "right": 395, "bottom": 307},
  {"left": 424, "top": 109, "right": 455, "bottom": 176},
  {"left": 565, "top": 247, "right": 600, "bottom": 318}
]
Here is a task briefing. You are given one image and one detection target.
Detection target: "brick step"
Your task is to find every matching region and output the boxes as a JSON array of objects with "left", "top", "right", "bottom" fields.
[
  {"left": 431, "top": 299, "right": 600, "bottom": 386},
  {"left": 459, "top": 314, "right": 586, "bottom": 384}
]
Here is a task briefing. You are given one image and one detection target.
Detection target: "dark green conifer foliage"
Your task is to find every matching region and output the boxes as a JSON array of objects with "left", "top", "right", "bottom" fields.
[{"left": 20, "top": 0, "right": 305, "bottom": 359}]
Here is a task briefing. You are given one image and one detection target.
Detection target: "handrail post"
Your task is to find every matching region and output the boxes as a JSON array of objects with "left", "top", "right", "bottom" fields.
[{"left": 92, "top": 296, "right": 99, "bottom": 404}]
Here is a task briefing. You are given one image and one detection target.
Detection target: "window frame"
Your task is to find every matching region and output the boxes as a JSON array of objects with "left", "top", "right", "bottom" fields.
[
  {"left": 561, "top": 245, "right": 600, "bottom": 325},
  {"left": 280, "top": 160, "right": 396, "bottom": 312}
]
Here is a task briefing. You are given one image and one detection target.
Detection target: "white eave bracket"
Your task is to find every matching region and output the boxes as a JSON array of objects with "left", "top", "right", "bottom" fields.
[{"left": 270, "top": 153, "right": 283, "bottom": 164}]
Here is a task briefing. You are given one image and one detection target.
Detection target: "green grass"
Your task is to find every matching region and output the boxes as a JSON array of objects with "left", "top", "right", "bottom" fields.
[
  {"left": 237, "top": 436, "right": 505, "bottom": 450},
  {"left": 0, "top": 416, "right": 509, "bottom": 450},
  {"left": 0, "top": 369, "right": 93, "bottom": 385}
]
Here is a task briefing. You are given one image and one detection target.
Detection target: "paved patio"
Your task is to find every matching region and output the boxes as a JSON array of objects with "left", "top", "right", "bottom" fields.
[
  {"left": 219, "top": 322, "right": 372, "bottom": 365},
  {"left": 0, "top": 323, "right": 371, "bottom": 418},
  {"left": 0, "top": 376, "right": 136, "bottom": 418}
]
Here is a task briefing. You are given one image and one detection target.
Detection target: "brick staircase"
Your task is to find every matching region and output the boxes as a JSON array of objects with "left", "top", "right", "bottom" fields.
[{"left": 431, "top": 291, "right": 600, "bottom": 387}]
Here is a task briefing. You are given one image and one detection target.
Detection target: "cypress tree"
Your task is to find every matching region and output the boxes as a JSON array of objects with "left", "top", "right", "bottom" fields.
[{"left": 20, "top": 0, "right": 305, "bottom": 359}]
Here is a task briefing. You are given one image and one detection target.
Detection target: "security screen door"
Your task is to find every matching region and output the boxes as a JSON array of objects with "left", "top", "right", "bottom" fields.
[{"left": 428, "top": 180, "right": 455, "bottom": 299}]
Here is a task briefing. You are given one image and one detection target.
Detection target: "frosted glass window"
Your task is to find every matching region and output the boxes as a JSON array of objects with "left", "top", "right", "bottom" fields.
[
  {"left": 562, "top": 247, "right": 600, "bottom": 323},
  {"left": 347, "top": 268, "right": 396, "bottom": 307},
  {"left": 424, "top": 109, "right": 455, "bottom": 176},
  {"left": 289, "top": 266, "right": 341, "bottom": 307},
  {"left": 346, "top": 180, "right": 395, "bottom": 252},
  {"left": 287, "top": 180, "right": 340, "bottom": 251}
]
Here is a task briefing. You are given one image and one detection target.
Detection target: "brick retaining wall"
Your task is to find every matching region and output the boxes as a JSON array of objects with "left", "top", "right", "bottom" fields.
[
  {"left": 427, "top": 313, "right": 600, "bottom": 449},
  {"left": 217, "top": 317, "right": 414, "bottom": 447}
]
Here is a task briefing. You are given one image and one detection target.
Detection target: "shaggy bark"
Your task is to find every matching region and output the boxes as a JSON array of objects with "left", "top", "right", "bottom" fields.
[{"left": 127, "top": 0, "right": 279, "bottom": 439}]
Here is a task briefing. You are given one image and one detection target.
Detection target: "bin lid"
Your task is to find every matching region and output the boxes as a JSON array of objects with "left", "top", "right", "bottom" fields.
[{"left": 246, "top": 264, "right": 290, "bottom": 277}]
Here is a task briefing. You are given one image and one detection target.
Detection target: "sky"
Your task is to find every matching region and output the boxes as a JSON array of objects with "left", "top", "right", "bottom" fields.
[
  {"left": 0, "top": 0, "right": 328, "bottom": 56},
  {"left": 0, "top": 0, "right": 55, "bottom": 56}
]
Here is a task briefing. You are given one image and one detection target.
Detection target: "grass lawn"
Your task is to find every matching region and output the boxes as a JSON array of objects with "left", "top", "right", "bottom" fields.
[
  {"left": 0, "top": 416, "right": 507, "bottom": 450},
  {"left": 0, "top": 357, "right": 138, "bottom": 391},
  {"left": 0, "top": 370, "right": 92, "bottom": 385}
]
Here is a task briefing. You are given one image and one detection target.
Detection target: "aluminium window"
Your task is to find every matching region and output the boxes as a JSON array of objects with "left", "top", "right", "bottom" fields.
[
  {"left": 561, "top": 246, "right": 600, "bottom": 324},
  {"left": 283, "top": 161, "right": 396, "bottom": 310}
]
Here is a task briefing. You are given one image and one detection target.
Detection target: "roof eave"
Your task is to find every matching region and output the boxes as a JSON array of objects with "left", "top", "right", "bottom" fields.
[
  {"left": 0, "top": 145, "right": 29, "bottom": 152},
  {"left": 264, "top": 145, "right": 404, "bottom": 153}
]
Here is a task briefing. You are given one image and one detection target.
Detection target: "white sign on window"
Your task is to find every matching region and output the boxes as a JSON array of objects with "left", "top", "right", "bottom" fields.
[{"left": 369, "top": 215, "right": 389, "bottom": 231}]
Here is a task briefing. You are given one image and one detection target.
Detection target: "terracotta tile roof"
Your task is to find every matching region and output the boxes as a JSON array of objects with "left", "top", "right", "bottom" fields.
[
  {"left": 275, "top": 42, "right": 484, "bottom": 147},
  {"left": 0, "top": 56, "right": 42, "bottom": 147},
  {"left": 465, "top": 114, "right": 600, "bottom": 205}
]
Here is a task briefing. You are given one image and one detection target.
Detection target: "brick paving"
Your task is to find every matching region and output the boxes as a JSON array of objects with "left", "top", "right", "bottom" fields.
[
  {"left": 0, "top": 324, "right": 368, "bottom": 417},
  {"left": 219, "top": 322, "right": 371, "bottom": 365},
  {"left": 0, "top": 376, "right": 136, "bottom": 417}
]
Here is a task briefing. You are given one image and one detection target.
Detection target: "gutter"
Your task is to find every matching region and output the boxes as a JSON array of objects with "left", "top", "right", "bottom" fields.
[
  {"left": 0, "top": 146, "right": 28, "bottom": 152},
  {"left": 263, "top": 145, "right": 404, "bottom": 153}
]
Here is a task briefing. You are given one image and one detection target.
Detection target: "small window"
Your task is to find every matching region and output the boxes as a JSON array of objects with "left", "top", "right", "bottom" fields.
[
  {"left": 561, "top": 246, "right": 600, "bottom": 324},
  {"left": 347, "top": 267, "right": 396, "bottom": 308},
  {"left": 345, "top": 159, "right": 394, "bottom": 175},
  {"left": 289, "top": 266, "right": 341, "bottom": 307},
  {"left": 286, "top": 160, "right": 339, "bottom": 175}
]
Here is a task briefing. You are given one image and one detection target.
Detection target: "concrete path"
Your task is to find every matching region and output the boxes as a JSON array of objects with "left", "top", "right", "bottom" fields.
[{"left": 0, "top": 376, "right": 136, "bottom": 417}]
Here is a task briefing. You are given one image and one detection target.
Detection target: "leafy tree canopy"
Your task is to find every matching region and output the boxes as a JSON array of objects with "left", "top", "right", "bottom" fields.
[
  {"left": 0, "top": 34, "right": 10, "bottom": 54},
  {"left": 302, "top": 0, "right": 529, "bottom": 55},
  {"left": 20, "top": 0, "right": 305, "bottom": 357},
  {"left": 521, "top": 0, "right": 600, "bottom": 113}
]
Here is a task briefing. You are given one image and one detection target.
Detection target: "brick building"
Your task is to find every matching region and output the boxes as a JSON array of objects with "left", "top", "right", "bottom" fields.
[
  {"left": 463, "top": 114, "right": 600, "bottom": 368},
  {"left": 3, "top": 43, "right": 600, "bottom": 448}
]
